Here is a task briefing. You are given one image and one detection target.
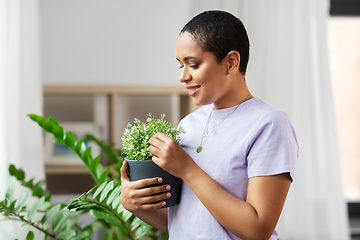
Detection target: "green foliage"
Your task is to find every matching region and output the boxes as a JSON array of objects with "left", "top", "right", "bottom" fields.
[
  {"left": 66, "top": 181, "right": 161, "bottom": 239},
  {"left": 121, "top": 113, "right": 185, "bottom": 160},
  {"left": 0, "top": 114, "right": 169, "bottom": 240},
  {"left": 8, "top": 164, "right": 51, "bottom": 201}
]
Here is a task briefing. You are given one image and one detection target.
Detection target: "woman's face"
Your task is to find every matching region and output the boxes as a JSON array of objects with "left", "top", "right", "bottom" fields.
[{"left": 176, "top": 32, "right": 233, "bottom": 109}]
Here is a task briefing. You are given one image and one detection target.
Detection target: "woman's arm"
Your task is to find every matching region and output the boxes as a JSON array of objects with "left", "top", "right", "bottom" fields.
[
  {"left": 119, "top": 161, "right": 169, "bottom": 232},
  {"left": 149, "top": 132, "right": 291, "bottom": 240},
  {"left": 184, "top": 166, "right": 291, "bottom": 240}
]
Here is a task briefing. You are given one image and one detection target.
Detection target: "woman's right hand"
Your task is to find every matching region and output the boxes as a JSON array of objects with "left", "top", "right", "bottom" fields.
[{"left": 120, "top": 160, "right": 172, "bottom": 211}]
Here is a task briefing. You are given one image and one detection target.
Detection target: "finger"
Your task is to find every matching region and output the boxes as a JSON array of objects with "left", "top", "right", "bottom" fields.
[
  {"left": 151, "top": 155, "right": 163, "bottom": 167},
  {"left": 137, "top": 183, "right": 171, "bottom": 197},
  {"left": 148, "top": 144, "right": 161, "bottom": 156},
  {"left": 149, "top": 135, "right": 165, "bottom": 148},
  {"left": 154, "top": 132, "right": 174, "bottom": 144},
  {"left": 140, "top": 200, "right": 168, "bottom": 210},
  {"left": 129, "top": 177, "right": 163, "bottom": 189},
  {"left": 153, "top": 132, "right": 168, "bottom": 139},
  {"left": 141, "top": 191, "right": 171, "bottom": 206},
  {"left": 120, "top": 161, "right": 130, "bottom": 182}
]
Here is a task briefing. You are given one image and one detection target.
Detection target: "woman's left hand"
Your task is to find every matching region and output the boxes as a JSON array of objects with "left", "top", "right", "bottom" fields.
[{"left": 148, "top": 132, "right": 194, "bottom": 179}]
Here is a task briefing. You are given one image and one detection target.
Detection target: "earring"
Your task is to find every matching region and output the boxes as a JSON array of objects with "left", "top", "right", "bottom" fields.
[{"left": 230, "top": 67, "right": 236, "bottom": 73}]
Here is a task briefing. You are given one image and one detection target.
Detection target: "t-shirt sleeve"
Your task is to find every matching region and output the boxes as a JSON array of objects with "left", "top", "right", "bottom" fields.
[{"left": 247, "top": 110, "right": 299, "bottom": 181}]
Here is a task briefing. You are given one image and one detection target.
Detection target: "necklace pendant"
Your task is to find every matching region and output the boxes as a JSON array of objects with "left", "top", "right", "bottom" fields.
[{"left": 196, "top": 146, "right": 203, "bottom": 153}]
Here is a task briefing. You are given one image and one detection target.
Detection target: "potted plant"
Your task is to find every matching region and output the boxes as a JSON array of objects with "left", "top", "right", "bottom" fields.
[{"left": 121, "top": 113, "right": 185, "bottom": 208}]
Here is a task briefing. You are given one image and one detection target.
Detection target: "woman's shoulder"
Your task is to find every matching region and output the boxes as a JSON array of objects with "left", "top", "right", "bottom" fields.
[
  {"left": 246, "top": 98, "right": 289, "bottom": 118},
  {"left": 240, "top": 98, "right": 294, "bottom": 131}
]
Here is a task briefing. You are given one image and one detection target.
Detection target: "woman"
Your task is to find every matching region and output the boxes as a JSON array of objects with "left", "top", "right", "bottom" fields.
[{"left": 120, "top": 10, "right": 298, "bottom": 240}]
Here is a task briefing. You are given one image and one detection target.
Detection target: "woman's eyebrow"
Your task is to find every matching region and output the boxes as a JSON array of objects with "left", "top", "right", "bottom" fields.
[{"left": 176, "top": 56, "right": 200, "bottom": 62}]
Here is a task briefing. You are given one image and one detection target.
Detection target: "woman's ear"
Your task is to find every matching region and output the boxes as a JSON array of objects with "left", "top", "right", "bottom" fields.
[{"left": 227, "top": 51, "right": 241, "bottom": 75}]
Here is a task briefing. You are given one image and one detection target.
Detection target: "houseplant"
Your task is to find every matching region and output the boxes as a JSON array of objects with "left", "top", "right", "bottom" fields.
[
  {"left": 121, "top": 113, "right": 185, "bottom": 207},
  {"left": 0, "top": 114, "right": 169, "bottom": 240}
]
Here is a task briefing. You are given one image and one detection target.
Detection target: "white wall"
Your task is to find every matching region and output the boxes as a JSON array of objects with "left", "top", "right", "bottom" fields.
[
  {"left": 0, "top": 0, "right": 44, "bottom": 239},
  {"left": 40, "top": 0, "right": 192, "bottom": 86}
]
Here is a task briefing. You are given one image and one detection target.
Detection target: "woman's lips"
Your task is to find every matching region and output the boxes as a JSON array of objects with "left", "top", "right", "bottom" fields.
[{"left": 186, "top": 85, "right": 201, "bottom": 96}]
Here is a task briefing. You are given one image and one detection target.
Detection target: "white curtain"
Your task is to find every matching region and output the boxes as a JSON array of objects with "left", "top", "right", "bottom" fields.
[
  {"left": 0, "top": 0, "right": 44, "bottom": 239},
  {"left": 189, "top": 0, "right": 350, "bottom": 239}
]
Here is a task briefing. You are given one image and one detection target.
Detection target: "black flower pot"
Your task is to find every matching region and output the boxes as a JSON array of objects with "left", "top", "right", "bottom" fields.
[{"left": 125, "top": 159, "right": 182, "bottom": 208}]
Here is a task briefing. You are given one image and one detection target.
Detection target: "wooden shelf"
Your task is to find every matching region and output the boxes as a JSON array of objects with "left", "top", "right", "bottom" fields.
[
  {"left": 46, "top": 165, "right": 90, "bottom": 174},
  {"left": 43, "top": 85, "right": 189, "bottom": 95},
  {"left": 43, "top": 85, "right": 195, "bottom": 145}
]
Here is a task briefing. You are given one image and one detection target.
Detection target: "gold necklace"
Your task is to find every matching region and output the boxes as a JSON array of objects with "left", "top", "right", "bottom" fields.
[{"left": 196, "top": 93, "right": 253, "bottom": 153}]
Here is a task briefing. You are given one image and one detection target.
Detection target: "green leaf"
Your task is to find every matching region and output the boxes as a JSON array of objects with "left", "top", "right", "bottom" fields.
[
  {"left": 67, "top": 201, "right": 98, "bottom": 212},
  {"left": 108, "top": 219, "right": 130, "bottom": 239},
  {"left": 93, "top": 182, "right": 107, "bottom": 200},
  {"left": 48, "top": 116, "right": 59, "bottom": 126},
  {"left": 100, "top": 181, "right": 115, "bottom": 202},
  {"left": 53, "top": 125, "right": 64, "bottom": 139},
  {"left": 28, "top": 196, "right": 45, "bottom": 219},
  {"left": 44, "top": 191, "right": 51, "bottom": 202},
  {"left": 73, "top": 231, "right": 90, "bottom": 240},
  {"left": 118, "top": 204, "right": 132, "bottom": 221},
  {"left": 91, "top": 220, "right": 104, "bottom": 228},
  {"left": 90, "top": 210, "right": 130, "bottom": 238},
  {"left": 90, "top": 155, "right": 101, "bottom": 173},
  {"left": 111, "top": 194, "right": 121, "bottom": 210},
  {"left": 22, "top": 179, "right": 34, "bottom": 189},
  {"left": 14, "top": 190, "right": 29, "bottom": 212},
  {"left": 43, "top": 120, "right": 55, "bottom": 133},
  {"left": 99, "top": 167, "right": 111, "bottom": 183},
  {"left": 52, "top": 210, "right": 70, "bottom": 232},
  {"left": 160, "top": 231, "right": 169, "bottom": 240},
  {"left": 39, "top": 201, "right": 51, "bottom": 210},
  {"left": 107, "top": 186, "right": 121, "bottom": 206},
  {"left": 15, "top": 169, "right": 25, "bottom": 181},
  {"left": 63, "top": 215, "right": 78, "bottom": 230},
  {"left": 36, "top": 116, "right": 47, "bottom": 128},
  {"left": 89, "top": 209, "right": 111, "bottom": 220},
  {"left": 4, "top": 182, "right": 15, "bottom": 207},
  {"left": 104, "top": 229, "right": 112, "bottom": 240},
  {"left": 9, "top": 164, "right": 17, "bottom": 176},
  {"left": 135, "top": 222, "right": 153, "bottom": 239},
  {"left": 41, "top": 204, "right": 61, "bottom": 225},
  {"left": 81, "top": 147, "right": 92, "bottom": 166},
  {"left": 32, "top": 186, "right": 43, "bottom": 197},
  {"left": 130, "top": 217, "right": 143, "bottom": 231},
  {"left": 74, "top": 139, "right": 83, "bottom": 155},
  {"left": 27, "top": 114, "right": 38, "bottom": 122},
  {"left": 56, "top": 229, "right": 76, "bottom": 239},
  {"left": 26, "top": 231, "right": 34, "bottom": 240},
  {"left": 64, "top": 131, "right": 76, "bottom": 147},
  {"left": 85, "top": 186, "right": 96, "bottom": 198},
  {"left": 95, "top": 164, "right": 103, "bottom": 180}
]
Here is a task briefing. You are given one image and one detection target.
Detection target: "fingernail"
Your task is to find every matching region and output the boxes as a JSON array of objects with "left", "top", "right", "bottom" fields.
[
  {"left": 162, "top": 201, "right": 166, "bottom": 206},
  {"left": 166, "top": 185, "right": 171, "bottom": 190},
  {"left": 166, "top": 193, "right": 171, "bottom": 198},
  {"left": 158, "top": 178, "right": 163, "bottom": 183}
]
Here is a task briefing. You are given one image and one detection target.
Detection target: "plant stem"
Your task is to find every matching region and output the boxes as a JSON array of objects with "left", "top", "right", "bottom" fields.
[{"left": 4, "top": 214, "right": 58, "bottom": 240}]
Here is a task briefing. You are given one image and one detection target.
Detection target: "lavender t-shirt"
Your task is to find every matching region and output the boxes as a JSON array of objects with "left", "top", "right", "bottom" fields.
[{"left": 168, "top": 97, "right": 298, "bottom": 240}]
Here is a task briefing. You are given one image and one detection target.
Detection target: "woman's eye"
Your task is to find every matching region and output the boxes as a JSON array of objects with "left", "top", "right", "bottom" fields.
[
  {"left": 179, "top": 65, "right": 184, "bottom": 69},
  {"left": 190, "top": 64, "right": 199, "bottom": 69}
]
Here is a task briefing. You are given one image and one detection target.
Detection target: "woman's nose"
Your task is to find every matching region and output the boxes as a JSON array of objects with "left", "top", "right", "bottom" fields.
[{"left": 179, "top": 68, "right": 191, "bottom": 83}]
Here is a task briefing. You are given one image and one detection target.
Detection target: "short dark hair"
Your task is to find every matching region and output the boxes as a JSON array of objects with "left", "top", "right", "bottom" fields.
[{"left": 180, "top": 10, "right": 250, "bottom": 74}]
